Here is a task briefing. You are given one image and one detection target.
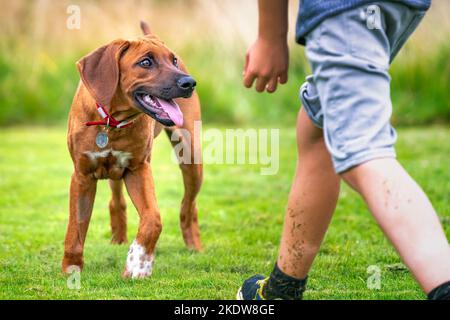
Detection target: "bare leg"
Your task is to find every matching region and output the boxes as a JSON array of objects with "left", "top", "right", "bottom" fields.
[
  {"left": 109, "top": 179, "right": 128, "bottom": 244},
  {"left": 62, "top": 173, "right": 97, "bottom": 272},
  {"left": 277, "top": 108, "right": 341, "bottom": 279},
  {"left": 342, "top": 158, "right": 450, "bottom": 293}
]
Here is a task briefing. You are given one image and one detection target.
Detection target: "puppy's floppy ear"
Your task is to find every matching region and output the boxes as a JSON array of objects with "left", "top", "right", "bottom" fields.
[
  {"left": 140, "top": 21, "right": 152, "bottom": 36},
  {"left": 76, "top": 39, "right": 130, "bottom": 107}
]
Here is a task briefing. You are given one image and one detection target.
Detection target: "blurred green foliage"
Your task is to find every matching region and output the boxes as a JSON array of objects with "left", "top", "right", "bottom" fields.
[
  {"left": 1, "top": 43, "right": 449, "bottom": 127},
  {"left": 0, "top": 0, "right": 448, "bottom": 126}
]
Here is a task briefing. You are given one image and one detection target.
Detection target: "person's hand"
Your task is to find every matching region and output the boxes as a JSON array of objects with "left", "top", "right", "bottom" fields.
[{"left": 243, "top": 37, "right": 289, "bottom": 93}]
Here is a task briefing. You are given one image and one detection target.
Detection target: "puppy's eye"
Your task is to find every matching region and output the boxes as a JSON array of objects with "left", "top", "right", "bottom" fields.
[
  {"left": 173, "top": 57, "right": 179, "bottom": 68},
  {"left": 139, "top": 57, "right": 154, "bottom": 68}
]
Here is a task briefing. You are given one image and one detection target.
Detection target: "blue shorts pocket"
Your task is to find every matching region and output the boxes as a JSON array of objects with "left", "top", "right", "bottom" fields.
[{"left": 300, "top": 75, "right": 323, "bottom": 128}]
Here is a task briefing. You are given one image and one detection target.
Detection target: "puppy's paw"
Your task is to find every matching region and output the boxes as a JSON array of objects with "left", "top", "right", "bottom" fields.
[
  {"left": 111, "top": 236, "right": 128, "bottom": 245},
  {"left": 122, "top": 240, "right": 154, "bottom": 279},
  {"left": 62, "top": 255, "right": 83, "bottom": 275}
]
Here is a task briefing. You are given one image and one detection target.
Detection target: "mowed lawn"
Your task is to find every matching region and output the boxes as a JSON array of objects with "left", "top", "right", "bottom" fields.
[{"left": 0, "top": 125, "right": 449, "bottom": 300}]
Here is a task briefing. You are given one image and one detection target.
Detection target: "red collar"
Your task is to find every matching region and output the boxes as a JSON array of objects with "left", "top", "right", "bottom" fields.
[{"left": 85, "top": 103, "right": 134, "bottom": 129}]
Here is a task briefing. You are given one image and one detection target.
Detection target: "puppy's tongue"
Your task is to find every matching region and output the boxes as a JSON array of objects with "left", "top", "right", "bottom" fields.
[{"left": 155, "top": 98, "right": 183, "bottom": 127}]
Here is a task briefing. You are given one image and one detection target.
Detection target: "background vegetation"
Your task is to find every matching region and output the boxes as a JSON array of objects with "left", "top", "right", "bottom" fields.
[
  {"left": 0, "top": 0, "right": 449, "bottom": 126},
  {"left": 0, "top": 0, "right": 449, "bottom": 300}
]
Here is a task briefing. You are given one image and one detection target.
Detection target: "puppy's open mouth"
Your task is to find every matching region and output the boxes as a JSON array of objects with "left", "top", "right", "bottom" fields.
[{"left": 135, "top": 93, "right": 183, "bottom": 127}]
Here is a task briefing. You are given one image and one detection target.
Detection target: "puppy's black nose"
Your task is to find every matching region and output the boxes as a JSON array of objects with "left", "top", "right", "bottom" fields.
[{"left": 177, "top": 76, "right": 196, "bottom": 92}]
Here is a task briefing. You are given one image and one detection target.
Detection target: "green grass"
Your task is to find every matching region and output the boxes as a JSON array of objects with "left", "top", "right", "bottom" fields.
[{"left": 0, "top": 125, "right": 449, "bottom": 300}]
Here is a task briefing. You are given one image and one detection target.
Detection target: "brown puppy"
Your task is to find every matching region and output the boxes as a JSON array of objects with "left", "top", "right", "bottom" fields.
[{"left": 62, "top": 22, "right": 203, "bottom": 279}]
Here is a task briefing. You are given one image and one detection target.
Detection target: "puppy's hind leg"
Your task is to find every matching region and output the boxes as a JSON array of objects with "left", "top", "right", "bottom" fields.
[
  {"left": 179, "top": 161, "right": 203, "bottom": 251},
  {"left": 165, "top": 127, "right": 203, "bottom": 251},
  {"left": 109, "top": 179, "right": 128, "bottom": 244}
]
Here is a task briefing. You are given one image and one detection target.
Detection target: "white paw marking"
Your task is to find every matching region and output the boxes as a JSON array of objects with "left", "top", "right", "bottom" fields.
[
  {"left": 125, "top": 240, "right": 154, "bottom": 279},
  {"left": 84, "top": 149, "right": 132, "bottom": 167}
]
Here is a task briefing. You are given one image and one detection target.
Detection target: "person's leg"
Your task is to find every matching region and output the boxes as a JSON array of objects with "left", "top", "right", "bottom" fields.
[
  {"left": 277, "top": 108, "right": 340, "bottom": 279},
  {"left": 238, "top": 108, "right": 340, "bottom": 300},
  {"left": 303, "top": 2, "right": 449, "bottom": 299},
  {"left": 341, "top": 158, "right": 450, "bottom": 294}
]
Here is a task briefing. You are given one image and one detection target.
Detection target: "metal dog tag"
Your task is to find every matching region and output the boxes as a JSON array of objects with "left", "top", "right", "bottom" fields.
[{"left": 95, "top": 131, "right": 109, "bottom": 149}]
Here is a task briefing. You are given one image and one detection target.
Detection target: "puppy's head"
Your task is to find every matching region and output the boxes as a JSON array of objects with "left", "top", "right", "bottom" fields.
[{"left": 76, "top": 22, "right": 195, "bottom": 127}]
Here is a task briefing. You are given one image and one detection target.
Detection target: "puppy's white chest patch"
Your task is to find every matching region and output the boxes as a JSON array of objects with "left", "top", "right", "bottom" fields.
[
  {"left": 124, "top": 240, "right": 154, "bottom": 279},
  {"left": 84, "top": 149, "right": 132, "bottom": 168}
]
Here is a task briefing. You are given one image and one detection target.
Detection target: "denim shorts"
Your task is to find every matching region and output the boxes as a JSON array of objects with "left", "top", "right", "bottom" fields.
[{"left": 300, "top": 2, "right": 426, "bottom": 173}]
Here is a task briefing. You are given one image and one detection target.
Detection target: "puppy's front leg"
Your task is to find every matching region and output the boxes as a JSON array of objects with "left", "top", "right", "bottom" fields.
[
  {"left": 122, "top": 163, "right": 162, "bottom": 279},
  {"left": 62, "top": 173, "right": 97, "bottom": 273}
]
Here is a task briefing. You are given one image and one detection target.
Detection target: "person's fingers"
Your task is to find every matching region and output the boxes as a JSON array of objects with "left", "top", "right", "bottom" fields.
[
  {"left": 243, "top": 71, "right": 257, "bottom": 88},
  {"left": 279, "top": 72, "right": 288, "bottom": 84},
  {"left": 266, "top": 78, "right": 278, "bottom": 93},
  {"left": 255, "top": 76, "right": 269, "bottom": 92}
]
